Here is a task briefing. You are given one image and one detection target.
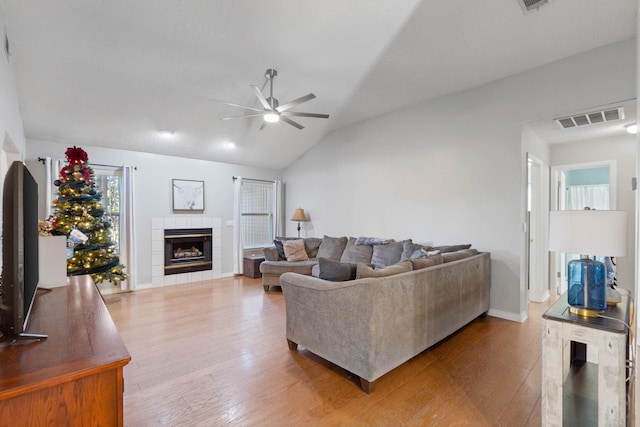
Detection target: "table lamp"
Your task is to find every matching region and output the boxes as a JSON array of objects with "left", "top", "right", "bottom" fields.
[
  {"left": 290, "top": 208, "right": 308, "bottom": 238},
  {"left": 548, "top": 210, "right": 628, "bottom": 317}
]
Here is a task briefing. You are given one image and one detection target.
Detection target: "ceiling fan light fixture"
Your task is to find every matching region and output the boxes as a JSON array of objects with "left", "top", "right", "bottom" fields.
[
  {"left": 264, "top": 112, "right": 279, "bottom": 123},
  {"left": 625, "top": 123, "right": 637, "bottom": 134}
]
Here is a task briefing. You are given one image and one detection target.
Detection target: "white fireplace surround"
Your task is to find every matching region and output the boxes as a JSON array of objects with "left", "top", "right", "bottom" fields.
[{"left": 151, "top": 217, "right": 222, "bottom": 287}]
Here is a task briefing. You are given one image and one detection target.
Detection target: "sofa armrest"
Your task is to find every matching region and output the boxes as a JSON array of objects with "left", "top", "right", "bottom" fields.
[{"left": 263, "top": 246, "right": 281, "bottom": 261}]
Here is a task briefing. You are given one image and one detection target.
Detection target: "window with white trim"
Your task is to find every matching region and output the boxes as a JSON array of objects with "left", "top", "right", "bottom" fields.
[{"left": 241, "top": 181, "right": 274, "bottom": 248}]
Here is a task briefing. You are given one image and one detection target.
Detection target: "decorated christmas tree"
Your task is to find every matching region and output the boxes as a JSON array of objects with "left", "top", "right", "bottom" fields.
[{"left": 49, "top": 146, "right": 127, "bottom": 284}]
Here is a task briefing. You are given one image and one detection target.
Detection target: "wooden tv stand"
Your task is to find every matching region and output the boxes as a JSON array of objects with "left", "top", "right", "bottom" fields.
[{"left": 0, "top": 275, "right": 131, "bottom": 426}]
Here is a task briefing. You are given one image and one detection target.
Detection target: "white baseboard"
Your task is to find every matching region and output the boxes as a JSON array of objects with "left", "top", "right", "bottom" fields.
[
  {"left": 488, "top": 308, "right": 527, "bottom": 322},
  {"left": 529, "top": 290, "right": 550, "bottom": 303}
]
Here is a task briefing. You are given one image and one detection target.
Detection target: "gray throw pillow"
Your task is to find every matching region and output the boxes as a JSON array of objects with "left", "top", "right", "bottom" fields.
[
  {"left": 371, "top": 240, "right": 407, "bottom": 268},
  {"left": 356, "top": 260, "right": 412, "bottom": 279},
  {"left": 340, "top": 237, "right": 374, "bottom": 264},
  {"left": 303, "top": 237, "right": 323, "bottom": 258},
  {"left": 401, "top": 240, "right": 429, "bottom": 261},
  {"left": 410, "top": 254, "right": 444, "bottom": 270},
  {"left": 273, "top": 239, "right": 286, "bottom": 260},
  {"left": 318, "top": 257, "right": 357, "bottom": 281},
  {"left": 316, "top": 235, "right": 348, "bottom": 260}
]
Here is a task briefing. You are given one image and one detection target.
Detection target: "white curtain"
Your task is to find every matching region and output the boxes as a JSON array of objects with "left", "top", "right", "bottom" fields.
[
  {"left": 120, "top": 166, "right": 136, "bottom": 290},
  {"left": 272, "top": 180, "right": 282, "bottom": 238},
  {"left": 233, "top": 177, "right": 243, "bottom": 274},
  {"left": 44, "top": 157, "right": 62, "bottom": 217},
  {"left": 566, "top": 184, "right": 610, "bottom": 210}
]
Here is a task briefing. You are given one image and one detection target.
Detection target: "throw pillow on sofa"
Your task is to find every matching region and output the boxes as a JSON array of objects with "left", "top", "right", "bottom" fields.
[
  {"left": 340, "top": 237, "right": 374, "bottom": 264},
  {"left": 356, "top": 260, "right": 412, "bottom": 279},
  {"left": 303, "top": 237, "right": 323, "bottom": 258},
  {"left": 283, "top": 239, "right": 309, "bottom": 261},
  {"left": 371, "top": 240, "right": 408, "bottom": 268},
  {"left": 317, "top": 257, "right": 357, "bottom": 281},
  {"left": 401, "top": 240, "right": 431, "bottom": 261},
  {"left": 273, "top": 239, "right": 287, "bottom": 260},
  {"left": 317, "top": 235, "right": 348, "bottom": 260}
]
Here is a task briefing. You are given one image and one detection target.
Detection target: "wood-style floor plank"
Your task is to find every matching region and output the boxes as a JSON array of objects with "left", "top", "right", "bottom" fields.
[{"left": 103, "top": 276, "right": 552, "bottom": 426}]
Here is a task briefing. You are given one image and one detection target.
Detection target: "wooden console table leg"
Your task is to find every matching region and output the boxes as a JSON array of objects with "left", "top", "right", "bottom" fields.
[
  {"left": 541, "top": 318, "right": 563, "bottom": 425},
  {"left": 597, "top": 331, "right": 626, "bottom": 425}
]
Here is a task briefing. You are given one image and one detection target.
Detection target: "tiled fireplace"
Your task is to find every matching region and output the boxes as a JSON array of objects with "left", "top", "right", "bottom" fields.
[
  {"left": 164, "top": 228, "right": 212, "bottom": 275},
  {"left": 151, "top": 217, "right": 222, "bottom": 287}
]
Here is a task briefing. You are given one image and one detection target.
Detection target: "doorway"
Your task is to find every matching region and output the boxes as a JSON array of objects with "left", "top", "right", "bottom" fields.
[
  {"left": 527, "top": 154, "right": 549, "bottom": 302},
  {"left": 549, "top": 161, "right": 615, "bottom": 295}
]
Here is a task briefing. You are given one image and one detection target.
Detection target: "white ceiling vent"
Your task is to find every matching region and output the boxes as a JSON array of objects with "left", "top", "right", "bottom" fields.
[
  {"left": 554, "top": 107, "right": 625, "bottom": 130},
  {"left": 518, "top": 0, "right": 550, "bottom": 13}
]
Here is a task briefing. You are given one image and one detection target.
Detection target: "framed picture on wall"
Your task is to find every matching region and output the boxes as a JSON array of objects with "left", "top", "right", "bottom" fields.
[{"left": 172, "top": 179, "right": 205, "bottom": 212}]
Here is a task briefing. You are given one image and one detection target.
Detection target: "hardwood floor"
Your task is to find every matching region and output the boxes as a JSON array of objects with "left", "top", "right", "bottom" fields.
[{"left": 103, "top": 276, "right": 552, "bottom": 426}]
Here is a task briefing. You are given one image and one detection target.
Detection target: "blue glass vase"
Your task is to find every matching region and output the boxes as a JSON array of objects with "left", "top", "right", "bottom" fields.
[{"left": 567, "top": 256, "right": 606, "bottom": 311}]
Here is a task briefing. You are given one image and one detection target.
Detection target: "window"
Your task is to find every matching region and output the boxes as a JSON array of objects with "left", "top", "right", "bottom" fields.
[
  {"left": 94, "top": 168, "right": 122, "bottom": 255},
  {"left": 241, "top": 181, "right": 274, "bottom": 248}
]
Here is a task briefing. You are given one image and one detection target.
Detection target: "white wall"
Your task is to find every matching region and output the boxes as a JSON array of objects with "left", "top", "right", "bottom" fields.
[
  {"left": 550, "top": 135, "right": 637, "bottom": 294},
  {"left": 0, "top": 8, "right": 25, "bottom": 160},
  {"left": 283, "top": 38, "right": 636, "bottom": 320},
  {"left": 25, "top": 139, "right": 282, "bottom": 286}
]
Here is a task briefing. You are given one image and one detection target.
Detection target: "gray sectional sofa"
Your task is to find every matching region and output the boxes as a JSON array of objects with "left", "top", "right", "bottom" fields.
[{"left": 261, "top": 235, "right": 491, "bottom": 392}]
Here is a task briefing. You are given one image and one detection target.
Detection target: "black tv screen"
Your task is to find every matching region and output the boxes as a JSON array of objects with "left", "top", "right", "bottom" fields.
[{"left": 0, "top": 161, "right": 40, "bottom": 338}]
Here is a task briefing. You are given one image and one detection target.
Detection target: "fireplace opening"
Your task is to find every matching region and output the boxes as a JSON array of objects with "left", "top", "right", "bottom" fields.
[{"left": 164, "top": 228, "right": 213, "bottom": 275}]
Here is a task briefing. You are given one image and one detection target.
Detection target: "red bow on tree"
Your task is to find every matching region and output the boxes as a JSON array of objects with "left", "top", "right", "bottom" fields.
[{"left": 65, "top": 146, "right": 89, "bottom": 165}]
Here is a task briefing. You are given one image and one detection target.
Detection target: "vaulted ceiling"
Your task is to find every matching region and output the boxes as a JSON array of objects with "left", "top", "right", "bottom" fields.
[{"left": 1, "top": 0, "right": 636, "bottom": 169}]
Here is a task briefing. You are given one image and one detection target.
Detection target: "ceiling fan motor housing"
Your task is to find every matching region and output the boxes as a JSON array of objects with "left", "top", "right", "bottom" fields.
[{"left": 265, "top": 68, "right": 278, "bottom": 79}]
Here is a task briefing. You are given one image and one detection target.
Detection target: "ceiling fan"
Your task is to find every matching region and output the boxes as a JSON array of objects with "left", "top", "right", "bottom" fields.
[{"left": 221, "top": 69, "right": 330, "bottom": 130}]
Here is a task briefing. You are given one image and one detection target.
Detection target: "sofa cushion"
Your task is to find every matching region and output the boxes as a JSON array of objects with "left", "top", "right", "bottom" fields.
[
  {"left": 442, "top": 249, "right": 478, "bottom": 263},
  {"left": 316, "top": 257, "right": 357, "bottom": 282},
  {"left": 410, "top": 254, "right": 444, "bottom": 270},
  {"left": 371, "top": 240, "right": 407, "bottom": 268},
  {"left": 317, "top": 235, "right": 348, "bottom": 260},
  {"left": 340, "top": 237, "right": 374, "bottom": 264},
  {"left": 273, "top": 239, "right": 287, "bottom": 260},
  {"left": 356, "top": 260, "right": 412, "bottom": 279},
  {"left": 283, "top": 239, "right": 309, "bottom": 262}
]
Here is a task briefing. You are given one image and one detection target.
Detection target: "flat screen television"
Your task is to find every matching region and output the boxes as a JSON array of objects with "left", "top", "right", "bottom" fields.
[{"left": 0, "top": 160, "right": 45, "bottom": 339}]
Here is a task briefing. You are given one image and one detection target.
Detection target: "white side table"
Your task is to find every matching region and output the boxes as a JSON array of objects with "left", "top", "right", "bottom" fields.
[{"left": 541, "top": 293, "right": 631, "bottom": 426}]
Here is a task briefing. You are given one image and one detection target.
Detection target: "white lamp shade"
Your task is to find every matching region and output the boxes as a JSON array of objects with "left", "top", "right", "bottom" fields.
[{"left": 548, "top": 210, "right": 628, "bottom": 257}]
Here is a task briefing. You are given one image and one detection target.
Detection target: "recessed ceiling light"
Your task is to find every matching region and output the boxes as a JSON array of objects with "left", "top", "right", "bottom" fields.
[
  {"left": 624, "top": 123, "right": 637, "bottom": 134},
  {"left": 158, "top": 130, "right": 176, "bottom": 138},
  {"left": 221, "top": 141, "right": 236, "bottom": 149}
]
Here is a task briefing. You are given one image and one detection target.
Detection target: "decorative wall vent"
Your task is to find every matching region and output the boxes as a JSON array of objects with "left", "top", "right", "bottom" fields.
[
  {"left": 517, "top": 0, "right": 549, "bottom": 13},
  {"left": 554, "top": 107, "right": 625, "bottom": 130}
]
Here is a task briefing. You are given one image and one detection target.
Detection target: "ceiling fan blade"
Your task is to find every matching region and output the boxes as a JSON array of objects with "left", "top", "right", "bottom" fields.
[
  {"left": 211, "top": 99, "right": 264, "bottom": 112},
  {"left": 276, "top": 93, "right": 316, "bottom": 113},
  {"left": 280, "top": 116, "right": 305, "bottom": 130},
  {"left": 221, "top": 112, "right": 265, "bottom": 120},
  {"left": 251, "top": 85, "right": 272, "bottom": 110},
  {"left": 281, "top": 111, "right": 330, "bottom": 119}
]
